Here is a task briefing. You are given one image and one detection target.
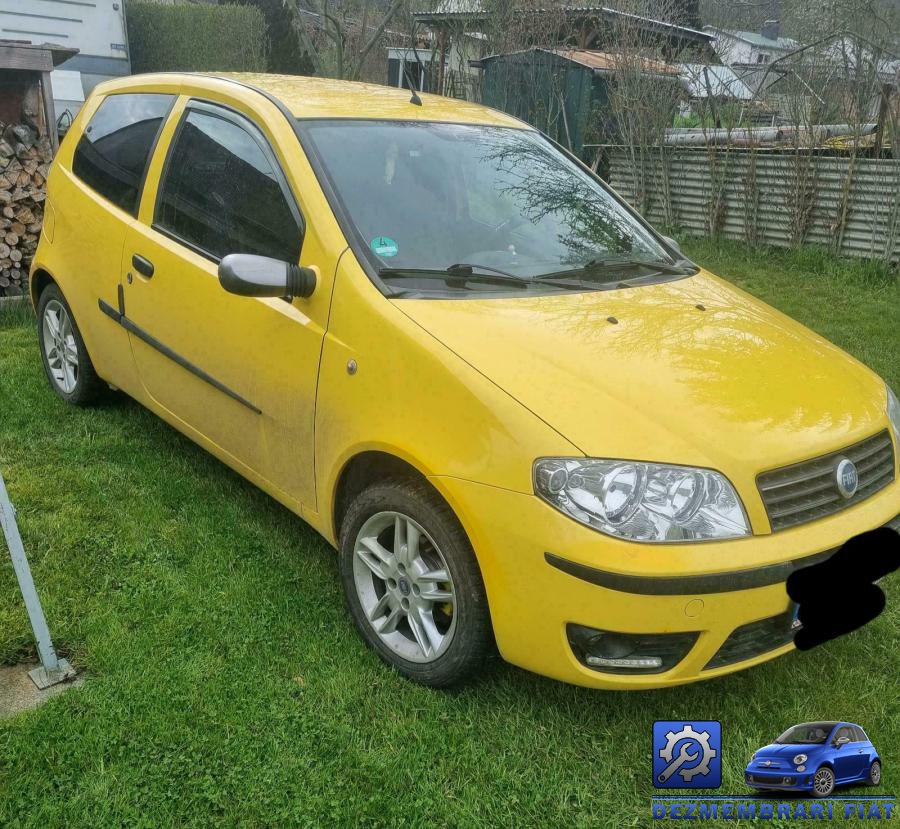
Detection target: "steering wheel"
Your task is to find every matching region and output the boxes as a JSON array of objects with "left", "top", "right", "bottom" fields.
[{"left": 491, "top": 215, "right": 528, "bottom": 236}]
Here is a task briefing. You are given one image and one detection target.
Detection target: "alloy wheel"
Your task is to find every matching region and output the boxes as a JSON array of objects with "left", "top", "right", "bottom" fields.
[
  {"left": 352, "top": 511, "right": 457, "bottom": 663},
  {"left": 42, "top": 299, "right": 79, "bottom": 394},
  {"left": 871, "top": 762, "right": 881, "bottom": 785},
  {"left": 813, "top": 768, "right": 834, "bottom": 797}
]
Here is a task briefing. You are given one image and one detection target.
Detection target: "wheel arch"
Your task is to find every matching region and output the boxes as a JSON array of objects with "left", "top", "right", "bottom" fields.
[
  {"left": 332, "top": 450, "right": 443, "bottom": 544},
  {"left": 29, "top": 267, "right": 56, "bottom": 308}
]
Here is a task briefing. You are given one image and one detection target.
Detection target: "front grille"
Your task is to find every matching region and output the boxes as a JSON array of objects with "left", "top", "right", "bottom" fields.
[
  {"left": 747, "top": 774, "right": 784, "bottom": 786},
  {"left": 748, "top": 774, "right": 795, "bottom": 785},
  {"left": 758, "top": 430, "right": 895, "bottom": 532},
  {"left": 747, "top": 774, "right": 797, "bottom": 786},
  {"left": 705, "top": 612, "right": 794, "bottom": 670}
]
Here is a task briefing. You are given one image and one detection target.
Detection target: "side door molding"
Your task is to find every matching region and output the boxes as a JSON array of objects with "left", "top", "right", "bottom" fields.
[{"left": 98, "top": 290, "right": 262, "bottom": 414}]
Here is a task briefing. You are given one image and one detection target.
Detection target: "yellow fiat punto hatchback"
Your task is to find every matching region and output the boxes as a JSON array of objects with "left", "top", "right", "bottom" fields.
[{"left": 31, "top": 73, "right": 900, "bottom": 689}]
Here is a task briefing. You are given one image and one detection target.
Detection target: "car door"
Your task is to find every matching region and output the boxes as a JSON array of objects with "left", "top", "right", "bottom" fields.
[
  {"left": 829, "top": 725, "right": 863, "bottom": 783},
  {"left": 119, "top": 96, "right": 331, "bottom": 509}
]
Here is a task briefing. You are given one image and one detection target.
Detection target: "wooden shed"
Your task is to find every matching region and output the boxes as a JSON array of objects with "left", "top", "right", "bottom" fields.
[{"left": 477, "top": 48, "right": 679, "bottom": 157}]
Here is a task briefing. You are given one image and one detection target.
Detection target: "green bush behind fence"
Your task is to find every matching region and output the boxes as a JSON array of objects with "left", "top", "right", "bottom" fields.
[{"left": 127, "top": 3, "right": 267, "bottom": 74}]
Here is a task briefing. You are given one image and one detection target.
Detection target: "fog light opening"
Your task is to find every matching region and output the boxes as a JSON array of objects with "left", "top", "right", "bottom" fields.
[
  {"left": 585, "top": 654, "right": 664, "bottom": 670},
  {"left": 566, "top": 624, "right": 697, "bottom": 675}
]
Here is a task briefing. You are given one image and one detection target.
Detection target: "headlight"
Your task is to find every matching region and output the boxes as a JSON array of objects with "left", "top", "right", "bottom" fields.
[
  {"left": 534, "top": 458, "right": 750, "bottom": 542},
  {"left": 888, "top": 384, "right": 900, "bottom": 446},
  {"left": 794, "top": 754, "right": 807, "bottom": 765},
  {"left": 751, "top": 751, "right": 757, "bottom": 762}
]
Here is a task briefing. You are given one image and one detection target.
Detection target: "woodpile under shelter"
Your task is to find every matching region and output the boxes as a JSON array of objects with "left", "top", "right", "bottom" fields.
[{"left": 0, "top": 40, "right": 76, "bottom": 297}]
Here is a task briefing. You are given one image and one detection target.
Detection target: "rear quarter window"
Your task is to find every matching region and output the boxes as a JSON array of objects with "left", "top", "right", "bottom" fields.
[{"left": 72, "top": 93, "right": 174, "bottom": 216}]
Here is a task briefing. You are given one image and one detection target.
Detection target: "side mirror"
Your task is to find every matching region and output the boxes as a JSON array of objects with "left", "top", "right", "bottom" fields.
[
  {"left": 661, "top": 235, "right": 683, "bottom": 257},
  {"left": 218, "top": 254, "right": 316, "bottom": 299},
  {"left": 835, "top": 737, "right": 850, "bottom": 747}
]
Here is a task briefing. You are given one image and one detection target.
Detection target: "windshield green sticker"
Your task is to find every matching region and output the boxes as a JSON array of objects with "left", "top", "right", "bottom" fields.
[{"left": 371, "top": 236, "right": 399, "bottom": 258}]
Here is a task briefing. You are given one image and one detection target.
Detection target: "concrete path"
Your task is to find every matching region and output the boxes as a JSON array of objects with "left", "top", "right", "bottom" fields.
[{"left": 0, "top": 663, "right": 83, "bottom": 719}]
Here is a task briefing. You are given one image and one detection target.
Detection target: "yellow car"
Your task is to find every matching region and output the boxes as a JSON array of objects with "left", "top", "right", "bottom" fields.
[{"left": 31, "top": 73, "right": 900, "bottom": 689}]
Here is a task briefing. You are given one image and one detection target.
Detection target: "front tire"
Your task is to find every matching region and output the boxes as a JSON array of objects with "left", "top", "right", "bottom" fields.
[
  {"left": 866, "top": 761, "right": 881, "bottom": 787},
  {"left": 812, "top": 767, "right": 835, "bottom": 798},
  {"left": 339, "top": 479, "right": 492, "bottom": 687},
  {"left": 36, "top": 283, "right": 104, "bottom": 405}
]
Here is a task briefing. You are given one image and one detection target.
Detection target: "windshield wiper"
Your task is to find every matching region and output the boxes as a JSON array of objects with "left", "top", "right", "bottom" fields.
[
  {"left": 378, "top": 264, "right": 580, "bottom": 291},
  {"left": 535, "top": 256, "right": 698, "bottom": 282}
]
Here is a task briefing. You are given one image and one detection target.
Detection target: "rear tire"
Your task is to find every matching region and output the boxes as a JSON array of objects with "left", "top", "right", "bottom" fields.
[
  {"left": 339, "top": 478, "right": 492, "bottom": 687},
  {"left": 866, "top": 761, "right": 881, "bottom": 787},
  {"left": 37, "top": 283, "right": 104, "bottom": 405}
]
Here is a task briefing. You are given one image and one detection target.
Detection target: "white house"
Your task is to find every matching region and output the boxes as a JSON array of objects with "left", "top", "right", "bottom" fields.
[
  {"left": 0, "top": 0, "right": 130, "bottom": 118},
  {"left": 703, "top": 21, "right": 799, "bottom": 68}
]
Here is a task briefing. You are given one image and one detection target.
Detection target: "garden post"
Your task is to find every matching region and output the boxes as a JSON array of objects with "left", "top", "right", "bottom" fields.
[{"left": 0, "top": 470, "right": 75, "bottom": 689}]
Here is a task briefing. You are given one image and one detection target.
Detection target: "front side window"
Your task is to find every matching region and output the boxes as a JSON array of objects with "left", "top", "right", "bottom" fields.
[
  {"left": 301, "top": 120, "right": 686, "bottom": 296},
  {"left": 156, "top": 108, "right": 301, "bottom": 262},
  {"left": 72, "top": 92, "right": 174, "bottom": 215},
  {"left": 833, "top": 726, "right": 854, "bottom": 743}
]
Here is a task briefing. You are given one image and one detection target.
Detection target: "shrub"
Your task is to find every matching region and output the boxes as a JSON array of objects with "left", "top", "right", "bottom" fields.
[{"left": 127, "top": 3, "right": 267, "bottom": 74}]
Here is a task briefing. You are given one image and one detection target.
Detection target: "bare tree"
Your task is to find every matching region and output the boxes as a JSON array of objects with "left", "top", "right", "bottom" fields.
[
  {"left": 601, "top": 0, "right": 696, "bottom": 223},
  {"left": 283, "top": 0, "right": 409, "bottom": 80}
]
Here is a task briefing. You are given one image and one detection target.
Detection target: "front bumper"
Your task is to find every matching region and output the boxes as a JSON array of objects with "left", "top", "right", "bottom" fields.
[
  {"left": 745, "top": 766, "right": 814, "bottom": 792},
  {"left": 433, "top": 474, "right": 900, "bottom": 690}
]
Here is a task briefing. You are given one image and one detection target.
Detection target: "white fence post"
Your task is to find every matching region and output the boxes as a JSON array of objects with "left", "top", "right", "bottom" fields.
[{"left": 0, "top": 471, "right": 75, "bottom": 689}]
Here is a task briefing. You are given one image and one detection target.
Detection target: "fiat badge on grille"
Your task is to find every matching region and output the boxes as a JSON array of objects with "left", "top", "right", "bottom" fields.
[{"left": 835, "top": 457, "right": 859, "bottom": 499}]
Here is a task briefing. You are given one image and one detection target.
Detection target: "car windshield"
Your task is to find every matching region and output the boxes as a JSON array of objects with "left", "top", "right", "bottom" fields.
[
  {"left": 300, "top": 120, "right": 690, "bottom": 295},
  {"left": 775, "top": 723, "right": 837, "bottom": 744}
]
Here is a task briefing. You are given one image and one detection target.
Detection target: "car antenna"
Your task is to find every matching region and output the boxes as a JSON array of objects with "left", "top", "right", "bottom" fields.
[
  {"left": 401, "top": 21, "right": 426, "bottom": 106},
  {"left": 402, "top": 62, "right": 423, "bottom": 106}
]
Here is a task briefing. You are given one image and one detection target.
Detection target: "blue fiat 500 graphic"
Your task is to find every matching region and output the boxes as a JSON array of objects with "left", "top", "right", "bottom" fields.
[{"left": 745, "top": 722, "right": 881, "bottom": 797}]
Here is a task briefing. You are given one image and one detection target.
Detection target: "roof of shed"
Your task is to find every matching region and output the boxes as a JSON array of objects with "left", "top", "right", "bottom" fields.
[
  {"left": 414, "top": 3, "right": 712, "bottom": 42},
  {"left": 703, "top": 26, "right": 799, "bottom": 52},
  {"left": 479, "top": 47, "right": 679, "bottom": 76}
]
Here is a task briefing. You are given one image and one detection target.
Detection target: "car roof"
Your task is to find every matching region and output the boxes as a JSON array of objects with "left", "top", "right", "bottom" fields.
[
  {"left": 92, "top": 72, "right": 529, "bottom": 129},
  {"left": 793, "top": 721, "right": 840, "bottom": 728}
]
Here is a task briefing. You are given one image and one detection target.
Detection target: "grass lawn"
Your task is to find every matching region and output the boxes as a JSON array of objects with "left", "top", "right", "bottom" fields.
[{"left": 1, "top": 241, "right": 898, "bottom": 827}]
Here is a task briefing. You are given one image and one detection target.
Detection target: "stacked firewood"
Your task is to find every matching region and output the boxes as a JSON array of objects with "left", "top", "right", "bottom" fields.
[{"left": 0, "top": 123, "right": 50, "bottom": 297}]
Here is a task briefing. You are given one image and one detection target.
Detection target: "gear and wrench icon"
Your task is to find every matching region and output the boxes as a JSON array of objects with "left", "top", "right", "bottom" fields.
[{"left": 658, "top": 724, "right": 717, "bottom": 783}]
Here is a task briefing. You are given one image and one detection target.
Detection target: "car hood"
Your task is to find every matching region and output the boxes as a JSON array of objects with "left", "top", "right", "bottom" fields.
[
  {"left": 755, "top": 743, "right": 824, "bottom": 758},
  {"left": 394, "top": 271, "right": 886, "bottom": 475}
]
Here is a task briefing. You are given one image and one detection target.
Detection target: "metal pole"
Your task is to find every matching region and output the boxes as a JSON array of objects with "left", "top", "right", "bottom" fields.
[{"left": 0, "top": 471, "right": 74, "bottom": 689}]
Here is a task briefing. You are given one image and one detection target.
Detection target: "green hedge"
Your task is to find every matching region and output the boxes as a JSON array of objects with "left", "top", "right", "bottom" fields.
[{"left": 127, "top": 2, "right": 267, "bottom": 74}]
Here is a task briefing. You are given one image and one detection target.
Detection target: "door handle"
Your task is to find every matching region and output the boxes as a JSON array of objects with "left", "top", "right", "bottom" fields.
[{"left": 132, "top": 254, "right": 154, "bottom": 278}]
